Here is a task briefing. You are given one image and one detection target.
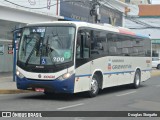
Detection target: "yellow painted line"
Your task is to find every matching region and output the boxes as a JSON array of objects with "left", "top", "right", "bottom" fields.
[
  {"left": 0, "top": 90, "right": 34, "bottom": 94},
  {"left": 0, "top": 76, "right": 12, "bottom": 79},
  {"left": 151, "top": 70, "right": 160, "bottom": 77}
]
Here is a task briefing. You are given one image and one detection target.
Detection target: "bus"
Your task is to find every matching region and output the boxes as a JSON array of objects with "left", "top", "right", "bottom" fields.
[{"left": 16, "top": 21, "right": 151, "bottom": 97}]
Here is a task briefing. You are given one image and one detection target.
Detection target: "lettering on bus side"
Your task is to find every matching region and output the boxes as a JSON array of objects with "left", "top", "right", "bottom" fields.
[
  {"left": 112, "top": 59, "right": 124, "bottom": 63},
  {"left": 112, "top": 65, "right": 132, "bottom": 70}
]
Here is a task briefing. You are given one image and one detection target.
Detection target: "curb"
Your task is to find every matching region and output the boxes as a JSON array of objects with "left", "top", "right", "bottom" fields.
[{"left": 0, "top": 90, "right": 34, "bottom": 94}]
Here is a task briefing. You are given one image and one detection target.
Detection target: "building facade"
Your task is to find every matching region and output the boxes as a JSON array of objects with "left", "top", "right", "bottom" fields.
[
  {"left": 124, "top": 3, "right": 160, "bottom": 58},
  {"left": 60, "top": 0, "right": 127, "bottom": 26},
  {"left": 119, "top": 0, "right": 150, "bottom": 4},
  {"left": 0, "top": 0, "right": 61, "bottom": 72},
  {"left": 0, "top": 0, "right": 127, "bottom": 72}
]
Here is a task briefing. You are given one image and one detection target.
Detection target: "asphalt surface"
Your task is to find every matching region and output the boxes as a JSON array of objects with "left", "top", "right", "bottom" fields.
[{"left": 0, "top": 76, "right": 160, "bottom": 120}]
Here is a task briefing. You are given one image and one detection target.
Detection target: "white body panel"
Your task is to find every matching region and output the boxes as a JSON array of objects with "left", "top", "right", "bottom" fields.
[
  {"left": 74, "top": 62, "right": 91, "bottom": 93},
  {"left": 74, "top": 56, "right": 151, "bottom": 93}
]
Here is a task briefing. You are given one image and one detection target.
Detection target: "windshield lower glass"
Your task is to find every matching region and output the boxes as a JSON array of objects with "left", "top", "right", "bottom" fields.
[{"left": 18, "top": 26, "right": 75, "bottom": 65}]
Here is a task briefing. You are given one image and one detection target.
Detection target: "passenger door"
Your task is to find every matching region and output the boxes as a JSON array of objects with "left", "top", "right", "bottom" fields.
[{"left": 74, "top": 30, "right": 91, "bottom": 93}]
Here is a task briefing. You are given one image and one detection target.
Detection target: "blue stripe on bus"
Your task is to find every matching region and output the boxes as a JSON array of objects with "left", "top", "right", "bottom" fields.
[
  {"left": 103, "top": 71, "right": 134, "bottom": 75},
  {"left": 76, "top": 69, "right": 152, "bottom": 77},
  {"left": 142, "top": 69, "right": 152, "bottom": 71},
  {"left": 75, "top": 74, "right": 92, "bottom": 77}
]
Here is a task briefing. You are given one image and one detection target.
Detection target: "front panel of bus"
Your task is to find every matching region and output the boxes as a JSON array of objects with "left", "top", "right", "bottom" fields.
[{"left": 16, "top": 24, "right": 76, "bottom": 93}]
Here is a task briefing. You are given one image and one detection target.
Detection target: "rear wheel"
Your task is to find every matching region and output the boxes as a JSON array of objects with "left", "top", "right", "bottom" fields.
[
  {"left": 87, "top": 74, "right": 99, "bottom": 97},
  {"left": 133, "top": 70, "right": 141, "bottom": 89}
]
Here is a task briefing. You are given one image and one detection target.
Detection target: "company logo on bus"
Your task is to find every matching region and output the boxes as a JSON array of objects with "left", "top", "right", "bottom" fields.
[
  {"left": 108, "top": 59, "right": 112, "bottom": 70},
  {"left": 44, "top": 75, "right": 55, "bottom": 79},
  {"left": 108, "top": 63, "right": 112, "bottom": 70}
]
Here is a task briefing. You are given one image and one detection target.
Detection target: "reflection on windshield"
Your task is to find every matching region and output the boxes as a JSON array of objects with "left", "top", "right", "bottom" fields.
[{"left": 18, "top": 26, "right": 75, "bottom": 65}]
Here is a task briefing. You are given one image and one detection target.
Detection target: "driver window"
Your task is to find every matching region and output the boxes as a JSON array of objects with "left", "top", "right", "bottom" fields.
[{"left": 76, "top": 30, "right": 90, "bottom": 59}]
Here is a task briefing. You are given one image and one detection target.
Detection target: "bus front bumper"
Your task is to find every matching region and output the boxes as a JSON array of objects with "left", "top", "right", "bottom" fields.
[{"left": 16, "top": 75, "right": 75, "bottom": 93}]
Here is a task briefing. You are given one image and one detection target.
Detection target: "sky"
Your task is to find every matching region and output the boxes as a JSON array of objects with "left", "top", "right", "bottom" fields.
[{"left": 151, "top": 0, "right": 160, "bottom": 4}]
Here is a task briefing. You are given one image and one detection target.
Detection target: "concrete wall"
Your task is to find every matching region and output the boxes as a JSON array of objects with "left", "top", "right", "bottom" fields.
[{"left": 0, "top": 40, "right": 13, "bottom": 72}]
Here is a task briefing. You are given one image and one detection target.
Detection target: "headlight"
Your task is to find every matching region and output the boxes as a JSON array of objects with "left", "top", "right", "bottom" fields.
[
  {"left": 58, "top": 71, "right": 74, "bottom": 81},
  {"left": 16, "top": 70, "right": 25, "bottom": 78}
]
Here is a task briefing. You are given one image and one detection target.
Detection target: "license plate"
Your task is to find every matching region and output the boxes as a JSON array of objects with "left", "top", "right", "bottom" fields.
[{"left": 35, "top": 88, "right": 45, "bottom": 92}]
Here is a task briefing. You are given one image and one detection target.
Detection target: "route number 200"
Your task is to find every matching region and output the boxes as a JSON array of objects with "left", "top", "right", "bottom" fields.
[{"left": 53, "top": 57, "right": 64, "bottom": 62}]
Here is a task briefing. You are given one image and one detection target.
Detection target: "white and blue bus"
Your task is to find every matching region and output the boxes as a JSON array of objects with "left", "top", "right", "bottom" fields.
[{"left": 16, "top": 21, "right": 151, "bottom": 97}]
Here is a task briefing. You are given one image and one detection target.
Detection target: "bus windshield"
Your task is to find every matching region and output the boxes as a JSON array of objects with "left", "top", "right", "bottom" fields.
[{"left": 18, "top": 26, "right": 75, "bottom": 65}]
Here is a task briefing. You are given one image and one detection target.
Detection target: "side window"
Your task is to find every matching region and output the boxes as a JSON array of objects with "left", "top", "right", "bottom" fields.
[
  {"left": 121, "top": 36, "right": 133, "bottom": 56},
  {"left": 91, "top": 30, "right": 107, "bottom": 58},
  {"left": 132, "top": 38, "right": 145, "bottom": 57},
  {"left": 143, "top": 38, "right": 151, "bottom": 57},
  {"left": 107, "top": 34, "right": 134, "bottom": 56},
  {"left": 107, "top": 33, "right": 119, "bottom": 56},
  {"left": 76, "top": 30, "right": 90, "bottom": 59}
]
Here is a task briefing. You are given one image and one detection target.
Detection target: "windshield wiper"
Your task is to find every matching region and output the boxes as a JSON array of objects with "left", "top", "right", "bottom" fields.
[
  {"left": 46, "top": 36, "right": 55, "bottom": 65},
  {"left": 25, "top": 35, "right": 40, "bottom": 66},
  {"left": 22, "top": 35, "right": 27, "bottom": 56}
]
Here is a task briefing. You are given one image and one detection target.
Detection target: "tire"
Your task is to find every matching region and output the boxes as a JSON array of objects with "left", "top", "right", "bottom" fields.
[
  {"left": 157, "top": 64, "right": 160, "bottom": 69},
  {"left": 133, "top": 70, "right": 141, "bottom": 89},
  {"left": 87, "top": 74, "right": 99, "bottom": 97}
]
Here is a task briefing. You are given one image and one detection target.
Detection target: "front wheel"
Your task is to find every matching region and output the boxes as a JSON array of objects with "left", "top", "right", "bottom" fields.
[
  {"left": 87, "top": 75, "right": 99, "bottom": 97},
  {"left": 133, "top": 70, "right": 141, "bottom": 89}
]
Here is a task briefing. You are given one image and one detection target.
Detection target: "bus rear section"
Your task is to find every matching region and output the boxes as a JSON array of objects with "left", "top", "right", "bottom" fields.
[{"left": 73, "top": 26, "right": 151, "bottom": 97}]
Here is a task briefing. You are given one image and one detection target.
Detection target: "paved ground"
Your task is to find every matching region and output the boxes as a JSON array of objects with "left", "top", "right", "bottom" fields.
[
  {"left": 0, "top": 76, "right": 159, "bottom": 120},
  {"left": 151, "top": 69, "right": 160, "bottom": 76},
  {"left": 0, "top": 71, "right": 159, "bottom": 119},
  {"left": 0, "top": 72, "right": 31, "bottom": 94}
]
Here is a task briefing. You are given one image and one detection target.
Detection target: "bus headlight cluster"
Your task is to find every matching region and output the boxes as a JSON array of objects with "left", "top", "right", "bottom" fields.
[
  {"left": 16, "top": 70, "right": 25, "bottom": 78},
  {"left": 58, "top": 71, "right": 74, "bottom": 81}
]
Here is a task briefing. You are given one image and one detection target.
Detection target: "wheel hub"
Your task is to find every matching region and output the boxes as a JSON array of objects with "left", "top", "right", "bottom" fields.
[
  {"left": 135, "top": 74, "right": 140, "bottom": 86},
  {"left": 91, "top": 79, "right": 98, "bottom": 94}
]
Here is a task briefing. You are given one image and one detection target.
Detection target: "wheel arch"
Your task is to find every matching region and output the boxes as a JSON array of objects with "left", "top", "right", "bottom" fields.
[{"left": 92, "top": 70, "right": 103, "bottom": 89}]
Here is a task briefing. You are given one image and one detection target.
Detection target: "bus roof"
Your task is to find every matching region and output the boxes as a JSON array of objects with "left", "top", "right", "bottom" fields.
[{"left": 27, "top": 21, "right": 150, "bottom": 39}]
